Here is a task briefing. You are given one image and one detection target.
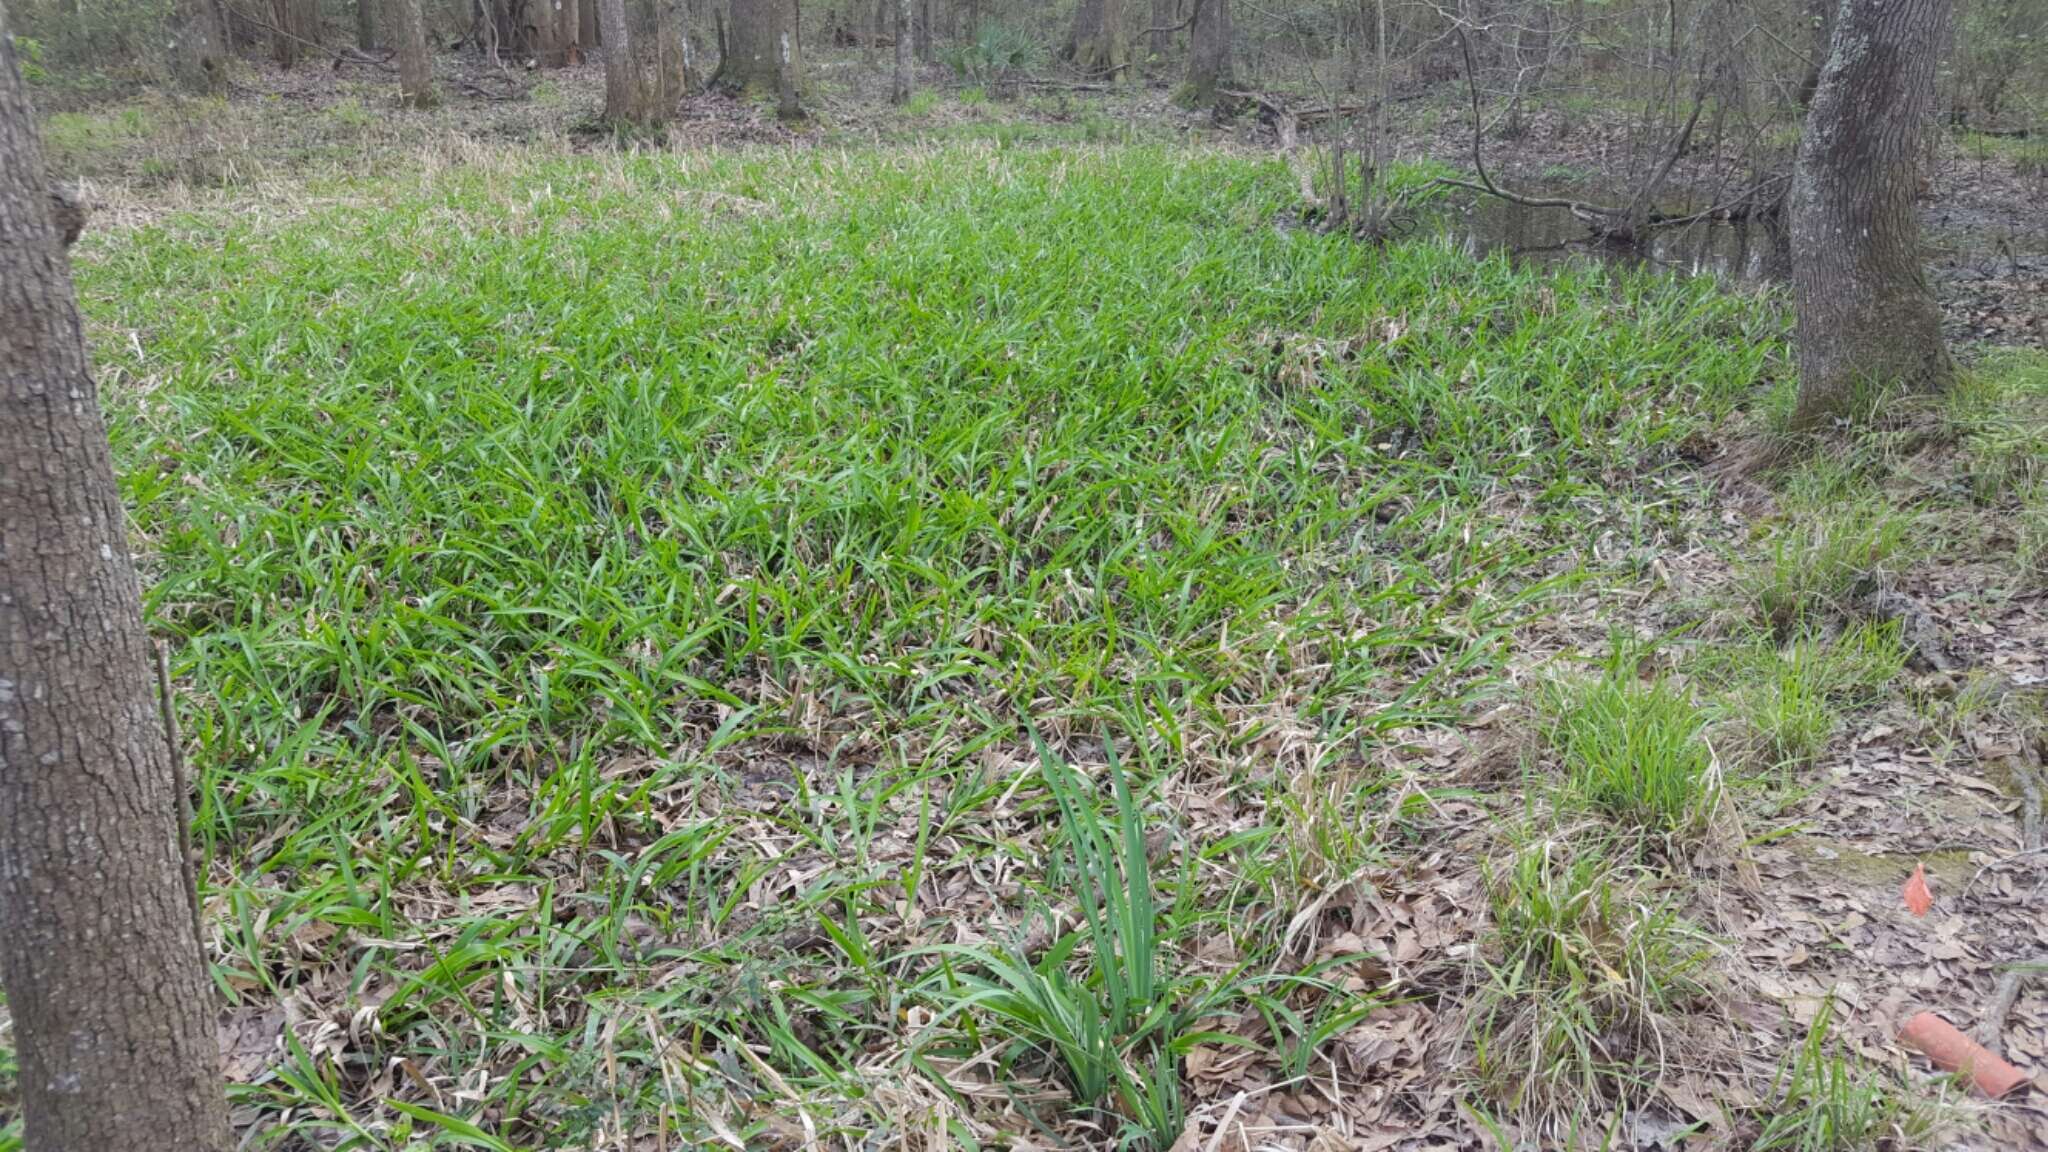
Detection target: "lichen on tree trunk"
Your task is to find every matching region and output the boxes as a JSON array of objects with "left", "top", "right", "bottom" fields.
[
  {"left": 1788, "top": 0, "right": 1954, "bottom": 430},
  {"left": 0, "top": 24, "right": 231, "bottom": 1152}
]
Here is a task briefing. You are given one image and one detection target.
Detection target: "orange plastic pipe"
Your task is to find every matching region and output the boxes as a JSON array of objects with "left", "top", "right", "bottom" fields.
[{"left": 1898, "top": 1012, "right": 2030, "bottom": 1099}]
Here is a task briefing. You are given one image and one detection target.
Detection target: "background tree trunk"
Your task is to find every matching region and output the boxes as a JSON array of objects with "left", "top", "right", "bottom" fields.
[
  {"left": 1063, "top": 0, "right": 1126, "bottom": 78},
  {"left": 270, "top": 0, "right": 304, "bottom": 66},
  {"left": 357, "top": 0, "right": 377, "bottom": 49},
  {"left": 387, "top": 0, "right": 437, "bottom": 106},
  {"left": 173, "top": 0, "right": 230, "bottom": 92},
  {"left": 558, "top": 0, "right": 584, "bottom": 64},
  {"left": 534, "top": 0, "right": 563, "bottom": 65},
  {"left": 0, "top": 27, "right": 231, "bottom": 1152},
  {"left": 1184, "top": 0, "right": 1231, "bottom": 105},
  {"left": 599, "top": 0, "right": 645, "bottom": 119},
  {"left": 1148, "top": 0, "right": 1174, "bottom": 62},
  {"left": 720, "top": 0, "right": 799, "bottom": 105},
  {"left": 581, "top": 0, "right": 600, "bottom": 47},
  {"left": 1788, "top": 0, "right": 1953, "bottom": 429},
  {"left": 653, "top": 0, "right": 687, "bottom": 108},
  {"left": 891, "top": 0, "right": 912, "bottom": 102}
]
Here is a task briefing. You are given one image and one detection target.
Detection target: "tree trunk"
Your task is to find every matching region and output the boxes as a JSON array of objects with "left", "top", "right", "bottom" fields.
[
  {"left": 1148, "top": 0, "right": 1173, "bottom": 62},
  {"left": 653, "top": 0, "right": 687, "bottom": 107},
  {"left": 271, "top": 0, "right": 303, "bottom": 66},
  {"left": 357, "top": 0, "right": 377, "bottom": 49},
  {"left": 720, "top": 0, "right": 799, "bottom": 107},
  {"left": 598, "top": 0, "right": 647, "bottom": 119},
  {"left": 1184, "top": 0, "right": 1231, "bottom": 105},
  {"left": 1795, "top": 0, "right": 1834, "bottom": 109},
  {"left": 559, "top": 0, "right": 583, "bottom": 64},
  {"left": 534, "top": 0, "right": 562, "bottom": 65},
  {"left": 581, "top": 0, "right": 599, "bottom": 46},
  {"left": 173, "top": 0, "right": 230, "bottom": 92},
  {"left": 891, "top": 0, "right": 912, "bottom": 102},
  {"left": 0, "top": 27, "right": 231, "bottom": 1152},
  {"left": 387, "top": 0, "right": 437, "bottom": 106},
  {"left": 1063, "top": 0, "right": 1125, "bottom": 78},
  {"left": 1788, "top": 0, "right": 1953, "bottom": 430}
]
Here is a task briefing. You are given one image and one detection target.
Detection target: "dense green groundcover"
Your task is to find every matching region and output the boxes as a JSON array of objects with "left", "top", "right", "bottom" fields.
[{"left": 49, "top": 144, "right": 1781, "bottom": 1146}]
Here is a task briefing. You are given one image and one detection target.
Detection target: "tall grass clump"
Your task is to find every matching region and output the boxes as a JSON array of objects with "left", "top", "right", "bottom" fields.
[
  {"left": 1747, "top": 504, "right": 1909, "bottom": 638},
  {"left": 915, "top": 738, "right": 1254, "bottom": 1146},
  {"left": 1548, "top": 658, "right": 1717, "bottom": 837},
  {"left": 1471, "top": 837, "right": 1716, "bottom": 1130}
]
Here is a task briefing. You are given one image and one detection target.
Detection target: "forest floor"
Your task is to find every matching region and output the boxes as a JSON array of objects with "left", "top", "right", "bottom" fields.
[{"left": 6, "top": 56, "right": 2048, "bottom": 1152}]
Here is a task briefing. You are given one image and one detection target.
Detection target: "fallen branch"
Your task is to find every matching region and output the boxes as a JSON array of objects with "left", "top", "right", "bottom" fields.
[
  {"left": 458, "top": 74, "right": 527, "bottom": 102},
  {"left": 1975, "top": 955, "right": 2048, "bottom": 1051},
  {"left": 1218, "top": 89, "right": 1369, "bottom": 125}
]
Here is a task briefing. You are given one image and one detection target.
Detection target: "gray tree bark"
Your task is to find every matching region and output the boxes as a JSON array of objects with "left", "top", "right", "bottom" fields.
[
  {"left": 172, "top": 0, "right": 230, "bottom": 92},
  {"left": 718, "top": 0, "right": 800, "bottom": 112},
  {"left": 0, "top": 23, "right": 231, "bottom": 1152},
  {"left": 1184, "top": 0, "right": 1231, "bottom": 106},
  {"left": 1062, "top": 0, "right": 1126, "bottom": 78},
  {"left": 652, "top": 0, "right": 687, "bottom": 109},
  {"left": 386, "top": 0, "right": 437, "bottom": 106},
  {"left": 1148, "top": 0, "right": 1175, "bottom": 61},
  {"left": 599, "top": 0, "right": 649, "bottom": 120},
  {"left": 1789, "top": 0, "right": 1953, "bottom": 430},
  {"left": 357, "top": 0, "right": 377, "bottom": 49},
  {"left": 891, "top": 0, "right": 912, "bottom": 102}
]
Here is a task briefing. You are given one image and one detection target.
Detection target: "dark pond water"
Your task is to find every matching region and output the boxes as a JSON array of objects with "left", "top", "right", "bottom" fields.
[{"left": 1445, "top": 191, "right": 1789, "bottom": 286}]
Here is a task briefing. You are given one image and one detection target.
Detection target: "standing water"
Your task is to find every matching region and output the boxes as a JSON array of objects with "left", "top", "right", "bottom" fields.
[{"left": 1447, "top": 190, "right": 1788, "bottom": 286}]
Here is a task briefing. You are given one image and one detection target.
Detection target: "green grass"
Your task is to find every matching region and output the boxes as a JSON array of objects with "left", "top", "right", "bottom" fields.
[
  {"left": 1470, "top": 836, "right": 1716, "bottom": 1130},
  {"left": 1753, "top": 994, "right": 1932, "bottom": 1151},
  {"left": 1703, "top": 621, "right": 1910, "bottom": 771},
  {"left": 67, "top": 141, "right": 1780, "bottom": 1145},
  {"left": 1746, "top": 502, "right": 1909, "bottom": 638},
  {"left": 1548, "top": 658, "right": 1718, "bottom": 837}
]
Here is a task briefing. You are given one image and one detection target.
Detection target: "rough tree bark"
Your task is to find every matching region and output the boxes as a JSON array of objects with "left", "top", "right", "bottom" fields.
[
  {"left": 0, "top": 25, "right": 231, "bottom": 1152},
  {"left": 719, "top": 0, "right": 800, "bottom": 112},
  {"left": 357, "top": 0, "right": 377, "bottom": 49},
  {"left": 1063, "top": 0, "right": 1126, "bottom": 78},
  {"left": 598, "top": 0, "right": 648, "bottom": 120},
  {"left": 173, "top": 0, "right": 230, "bottom": 92},
  {"left": 386, "top": 0, "right": 437, "bottom": 107},
  {"left": 1184, "top": 0, "right": 1231, "bottom": 106},
  {"left": 1788, "top": 0, "right": 1953, "bottom": 430},
  {"left": 1796, "top": 0, "right": 1835, "bottom": 108},
  {"left": 891, "top": 0, "right": 912, "bottom": 103}
]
